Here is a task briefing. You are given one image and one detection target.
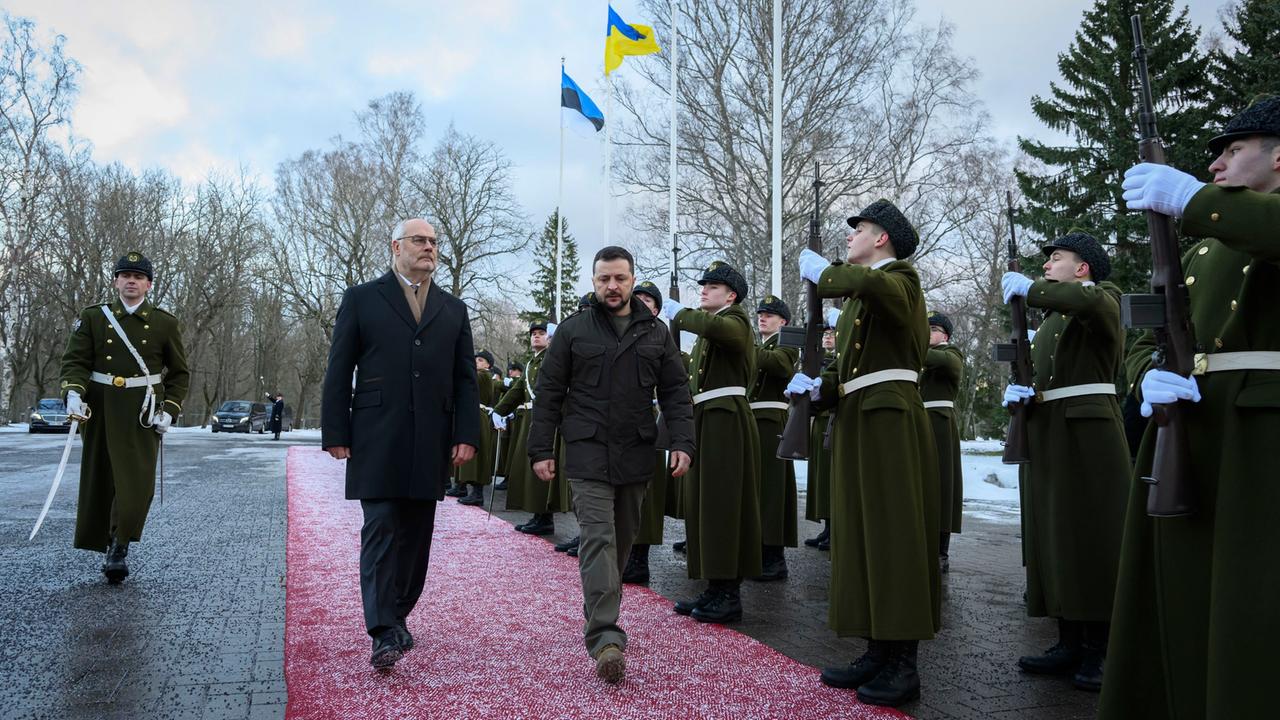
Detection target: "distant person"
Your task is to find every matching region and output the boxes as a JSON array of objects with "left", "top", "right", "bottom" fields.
[
  {"left": 59, "top": 251, "right": 190, "bottom": 584},
  {"left": 270, "top": 393, "right": 285, "bottom": 440},
  {"left": 321, "top": 218, "right": 479, "bottom": 670}
]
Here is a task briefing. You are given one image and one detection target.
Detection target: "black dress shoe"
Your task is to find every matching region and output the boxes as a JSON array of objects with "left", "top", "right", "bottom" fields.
[
  {"left": 752, "top": 549, "right": 788, "bottom": 582},
  {"left": 371, "top": 631, "right": 402, "bottom": 669},
  {"left": 857, "top": 641, "right": 921, "bottom": 707},
  {"left": 394, "top": 624, "right": 414, "bottom": 652},
  {"left": 804, "top": 524, "right": 830, "bottom": 548},
  {"left": 102, "top": 542, "right": 129, "bottom": 584},
  {"left": 817, "top": 537, "right": 830, "bottom": 551},
  {"left": 692, "top": 585, "right": 742, "bottom": 624},
  {"left": 1072, "top": 652, "right": 1103, "bottom": 692},
  {"left": 554, "top": 536, "right": 580, "bottom": 552},
  {"left": 495, "top": 479, "right": 508, "bottom": 491},
  {"left": 621, "top": 546, "right": 650, "bottom": 584},
  {"left": 673, "top": 586, "right": 717, "bottom": 616},
  {"left": 1018, "top": 619, "right": 1082, "bottom": 675},
  {"left": 672, "top": 540, "right": 687, "bottom": 554},
  {"left": 514, "top": 515, "right": 537, "bottom": 532},
  {"left": 820, "top": 640, "right": 889, "bottom": 689},
  {"left": 457, "top": 485, "right": 485, "bottom": 506},
  {"left": 445, "top": 484, "right": 467, "bottom": 498},
  {"left": 566, "top": 543, "right": 579, "bottom": 557},
  {"left": 519, "top": 514, "right": 554, "bottom": 536}
]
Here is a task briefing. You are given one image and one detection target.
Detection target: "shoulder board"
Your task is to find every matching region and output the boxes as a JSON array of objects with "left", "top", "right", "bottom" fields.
[{"left": 150, "top": 307, "right": 177, "bottom": 318}]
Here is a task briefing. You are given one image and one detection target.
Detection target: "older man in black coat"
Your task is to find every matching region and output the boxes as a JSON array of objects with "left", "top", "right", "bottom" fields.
[{"left": 321, "top": 217, "right": 480, "bottom": 670}]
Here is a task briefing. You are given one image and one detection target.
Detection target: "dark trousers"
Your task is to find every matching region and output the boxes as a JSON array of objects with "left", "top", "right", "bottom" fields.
[
  {"left": 570, "top": 478, "right": 647, "bottom": 657},
  {"left": 359, "top": 499, "right": 437, "bottom": 637}
]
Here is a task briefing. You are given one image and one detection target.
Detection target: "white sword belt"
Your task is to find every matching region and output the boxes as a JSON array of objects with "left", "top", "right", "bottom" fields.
[
  {"left": 692, "top": 386, "right": 748, "bottom": 405},
  {"left": 837, "top": 369, "right": 919, "bottom": 398},
  {"left": 1038, "top": 383, "right": 1116, "bottom": 403},
  {"left": 90, "top": 371, "right": 162, "bottom": 389},
  {"left": 519, "top": 402, "right": 533, "bottom": 411},
  {"left": 922, "top": 400, "right": 955, "bottom": 409},
  {"left": 1192, "top": 351, "right": 1280, "bottom": 375},
  {"left": 749, "top": 401, "right": 790, "bottom": 412}
]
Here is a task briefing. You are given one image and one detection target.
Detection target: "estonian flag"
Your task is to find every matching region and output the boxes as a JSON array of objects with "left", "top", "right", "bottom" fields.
[
  {"left": 604, "top": 6, "right": 661, "bottom": 76},
  {"left": 561, "top": 70, "right": 604, "bottom": 133}
]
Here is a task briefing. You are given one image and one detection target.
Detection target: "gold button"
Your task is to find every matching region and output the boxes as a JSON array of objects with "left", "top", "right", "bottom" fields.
[
  {"left": 106, "top": 339, "right": 113, "bottom": 344},
  {"left": 854, "top": 319, "right": 861, "bottom": 326},
  {"left": 1030, "top": 344, "right": 1035, "bottom": 350},
  {"left": 1231, "top": 300, "right": 1238, "bottom": 311},
  {"left": 106, "top": 355, "right": 112, "bottom": 361},
  {"left": 851, "top": 367, "right": 858, "bottom": 374},
  {"left": 141, "top": 339, "right": 147, "bottom": 344},
  {"left": 1243, "top": 265, "right": 1250, "bottom": 274},
  {"left": 1215, "top": 338, "right": 1224, "bottom": 348},
  {"left": 1210, "top": 212, "right": 1220, "bottom": 221},
  {"left": 836, "top": 352, "right": 841, "bottom": 359},
  {"left": 1198, "top": 246, "right": 1209, "bottom": 255},
  {"left": 144, "top": 325, "right": 150, "bottom": 330},
  {"left": 699, "top": 369, "right": 704, "bottom": 374},
  {"left": 1186, "top": 276, "right": 1196, "bottom": 286},
  {"left": 854, "top": 342, "right": 862, "bottom": 350},
  {"left": 1054, "top": 333, "right": 1060, "bottom": 338}
]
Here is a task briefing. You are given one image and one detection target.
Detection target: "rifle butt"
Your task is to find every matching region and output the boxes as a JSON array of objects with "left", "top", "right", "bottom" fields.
[
  {"left": 1001, "top": 406, "right": 1031, "bottom": 465},
  {"left": 1144, "top": 403, "right": 1195, "bottom": 517},
  {"left": 776, "top": 399, "right": 811, "bottom": 460}
]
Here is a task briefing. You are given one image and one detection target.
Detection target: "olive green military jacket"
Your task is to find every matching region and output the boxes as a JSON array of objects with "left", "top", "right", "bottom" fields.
[
  {"left": 751, "top": 332, "right": 799, "bottom": 546},
  {"left": 671, "top": 302, "right": 762, "bottom": 580},
  {"left": 455, "top": 370, "right": 498, "bottom": 485},
  {"left": 60, "top": 297, "right": 189, "bottom": 551},
  {"left": 1018, "top": 279, "right": 1129, "bottom": 621},
  {"left": 922, "top": 343, "right": 964, "bottom": 533},
  {"left": 1101, "top": 185, "right": 1280, "bottom": 720},
  {"left": 814, "top": 259, "right": 940, "bottom": 640},
  {"left": 749, "top": 333, "right": 798, "bottom": 419},
  {"left": 494, "top": 351, "right": 541, "bottom": 510}
]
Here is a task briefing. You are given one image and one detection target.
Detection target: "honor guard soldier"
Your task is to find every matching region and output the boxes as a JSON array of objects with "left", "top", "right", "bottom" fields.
[
  {"left": 452, "top": 350, "right": 499, "bottom": 506},
  {"left": 803, "top": 320, "right": 838, "bottom": 550},
  {"left": 491, "top": 321, "right": 561, "bottom": 534},
  {"left": 1101, "top": 96, "right": 1280, "bottom": 719},
  {"left": 921, "top": 312, "right": 964, "bottom": 572},
  {"left": 59, "top": 251, "right": 190, "bottom": 583},
  {"left": 662, "top": 261, "right": 762, "bottom": 624},
  {"left": 790, "top": 199, "right": 940, "bottom": 707},
  {"left": 494, "top": 361, "right": 525, "bottom": 487},
  {"left": 1001, "top": 231, "right": 1130, "bottom": 692},
  {"left": 622, "top": 281, "right": 670, "bottom": 583},
  {"left": 749, "top": 294, "right": 799, "bottom": 581}
]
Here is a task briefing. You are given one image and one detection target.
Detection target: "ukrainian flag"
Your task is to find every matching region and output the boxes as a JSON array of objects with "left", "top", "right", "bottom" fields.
[{"left": 604, "top": 5, "right": 661, "bottom": 76}]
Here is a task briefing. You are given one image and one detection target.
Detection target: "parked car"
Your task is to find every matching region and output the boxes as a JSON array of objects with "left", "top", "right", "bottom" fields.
[
  {"left": 29, "top": 398, "right": 72, "bottom": 433},
  {"left": 211, "top": 400, "right": 270, "bottom": 433}
]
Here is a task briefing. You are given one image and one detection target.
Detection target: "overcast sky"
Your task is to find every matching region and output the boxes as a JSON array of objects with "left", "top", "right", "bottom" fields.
[{"left": 12, "top": 0, "right": 1223, "bottom": 293}]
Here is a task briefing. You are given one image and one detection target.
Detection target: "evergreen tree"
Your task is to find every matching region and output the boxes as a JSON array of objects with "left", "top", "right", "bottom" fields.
[
  {"left": 1016, "top": 0, "right": 1215, "bottom": 293},
  {"left": 518, "top": 210, "right": 580, "bottom": 326},
  {"left": 1211, "top": 0, "right": 1280, "bottom": 120}
]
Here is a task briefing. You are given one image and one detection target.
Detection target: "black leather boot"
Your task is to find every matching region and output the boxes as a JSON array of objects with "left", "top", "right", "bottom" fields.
[
  {"left": 820, "top": 639, "right": 889, "bottom": 689},
  {"left": 804, "top": 521, "right": 829, "bottom": 548},
  {"left": 519, "top": 513, "right": 554, "bottom": 536},
  {"left": 554, "top": 535, "right": 580, "bottom": 552},
  {"left": 458, "top": 484, "right": 485, "bottom": 506},
  {"left": 673, "top": 584, "right": 718, "bottom": 616},
  {"left": 1072, "top": 621, "right": 1106, "bottom": 692},
  {"left": 445, "top": 483, "right": 467, "bottom": 498},
  {"left": 692, "top": 580, "right": 742, "bottom": 624},
  {"left": 622, "top": 544, "right": 650, "bottom": 584},
  {"left": 1018, "top": 618, "right": 1082, "bottom": 675},
  {"left": 102, "top": 541, "right": 130, "bottom": 584},
  {"left": 939, "top": 532, "right": 951, "bottom": 573},
  {"left": 753, "top": 545, "right": 788, "bottom": 581},
  {"left": 672, "top": 540, "right": 686, "bottom": 554},
  {"left": 857, "top": 640, "right": 921, "bottom": 707},
  {"left": 494, "top": 478, "right": 508, "bottom": 490}
]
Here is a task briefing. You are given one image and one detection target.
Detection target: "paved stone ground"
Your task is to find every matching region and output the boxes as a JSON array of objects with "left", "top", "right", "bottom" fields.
[{"left": 0, "top": 429, "right": 1096, "bottom": 719}]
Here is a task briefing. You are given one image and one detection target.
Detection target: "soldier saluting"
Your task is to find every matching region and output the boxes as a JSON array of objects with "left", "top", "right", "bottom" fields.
[{"left": 59, "top": 252, "right": 189, "bottom": 584}]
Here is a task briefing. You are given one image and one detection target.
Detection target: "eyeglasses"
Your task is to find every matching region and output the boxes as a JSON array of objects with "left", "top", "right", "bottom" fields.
[{"left": 396, "top": 235, "right": 438, "bottom": 248}]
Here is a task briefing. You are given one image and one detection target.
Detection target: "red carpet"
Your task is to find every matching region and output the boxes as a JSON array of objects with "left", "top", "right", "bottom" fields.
[{"left": 285, "top": 447, "right": 911, "bottom": 720}]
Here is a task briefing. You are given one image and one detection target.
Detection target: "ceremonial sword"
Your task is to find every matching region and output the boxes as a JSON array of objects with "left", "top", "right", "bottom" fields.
[
  {"left": 29, "top": 406, "right": 91, "bottom": 541},
  {"left": 486, "top": 427, "right": 504, "bottom": 521}
]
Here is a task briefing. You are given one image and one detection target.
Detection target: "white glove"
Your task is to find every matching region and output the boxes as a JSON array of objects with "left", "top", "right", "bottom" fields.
[
  {"left": 1001, "top": 272, "right": 1033, "bottom": 304},
  {"left": 1122, "top": 163, "right": 1206, "bottom": 217},
  {"left": 1027, "top": 328, "right": 1036, "bottom": 343},
  {"left": 503, "top": 376, "right": 513, "bottom": 387},
  {"left": 490, "top": 410, "right": 507, "bottom": 431},
  {"left": 785, "top": 373, "right": 821, "bottom": 401},
  {"left": 66, "top": 390, "right": 84, "bottom": 418},
  {"left": 1002, "top": 384, "right": 1035, "bottom": 407},
  {"left": 824, "top": 307, "right": 841, "bottom": 328},
  {"left": 546, "top": 322, "right": 558, "bottom": 338},
  {"left": 798, "top": 248, "right": 829, "bottom": 284},
  {"left": 1139, "top": 369, "right": 1201, "bottom": 417},
  {"left": 662, "top": 296, "right": 686, "bottom": 321},
  {"left": 154, "top": 411, "right": 173, "bottom": 434}
]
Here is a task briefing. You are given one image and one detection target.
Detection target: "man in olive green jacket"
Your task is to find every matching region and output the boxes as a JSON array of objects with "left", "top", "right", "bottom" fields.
[
  {"left": 921, "top": 312, "right": 964, "bottom": 573},
  {"left": 749, "top": 295, "right": 799, "bottom": 581},
  {"left": 803, "top": 324, "right": 837, "bottom": 550},
  {"left": 1099, "top": 97, "right": 1280, "bottom": 720},
  {"left": 662, "top": 261, "right": 762, "bottom": 624},
  {"left": 60, "top": 252, "right": 189, "bottom": 584},
  {"left": 453, "top": 350, "right": 499, "bottom": 506},
  {"left": 1001, "top": 231, "right": 1130, "bottom": 692},
  {"left": 790, "top": 199, "right": 939, "bottom": 707}
]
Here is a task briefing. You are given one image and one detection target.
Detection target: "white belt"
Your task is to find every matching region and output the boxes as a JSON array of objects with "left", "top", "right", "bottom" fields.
[
  {"left": 692, "top": 386, "right": 747, "bottom": 405},
  {"left": 519, "top": 402, "right": 533, "bottom": 411},
  {"left": 923, "top": 400, "right": 954, "bottom": 409},
  {"left": 1039, "top": 383, "right": 1116, "bottom": 402},
  {"left": 749, "top": 401, "right": 790, "bottom": 412},
  {"left": 90, "top": 371, "right": 162, "bottom": 389},
  {"left": 838, "top": 369, "right": 918, "bottom": 397},
  {"left": 1193, "top": 351, "right": 1280, "bottom": 375}
]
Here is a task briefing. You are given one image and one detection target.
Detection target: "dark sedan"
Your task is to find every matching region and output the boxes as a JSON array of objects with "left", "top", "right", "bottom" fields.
[{"left": 29, "top": 398, "right": 72, "bottom": 433}]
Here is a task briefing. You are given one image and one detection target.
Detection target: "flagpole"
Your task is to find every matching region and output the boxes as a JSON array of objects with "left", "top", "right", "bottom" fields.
[
  {"left": 668, "top": 0, "right": 678, "bottom": 285},
  {"left": 770, "top": 0, "right": 782, "bottom": 297},
  {"left": 556, "top": 57, "right": 565, "bottom": 322},
  {"left": 604, "top": 72, "right": 613, "bottom": 247}
]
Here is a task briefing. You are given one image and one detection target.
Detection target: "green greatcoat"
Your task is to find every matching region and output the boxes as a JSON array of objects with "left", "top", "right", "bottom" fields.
[
  {"left": 750, "top": 333, "right": 799, "bottom": 547},
  {"left": 495, "top": 376, "right": 517, "bottom": 477},
  {"left": 1019, "top": 279, "right": 1129, "bottom": 622},
  {"left": 804, "top": 353, "right": 835, "bottom": 523},
  {"left": 671, "top": 303, "right": 762, "bottom": 580},
  {"left": 634, "top": 443, "right": 668, "bottom": 545},
  {"left": 815, "top": 259, "right": 939, "bottom": 640},
  {"left": 1100, "top": 185, "right": 1280, "bottom": 720},
  {"left": 454, "top": 370, "right": 498, "bottom": 487},
  {"left": 921, "top": 343, "right": 965, "bottom": 534},
  {"left": 60, "top": 298, "right": 190, "bottom": 552},
  {"left": 494, "top": 352, "right": 538, "bottom": 511},
  {"left": 663, "top": 350, "right": 693, "bottom": 521}
]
